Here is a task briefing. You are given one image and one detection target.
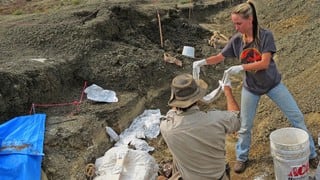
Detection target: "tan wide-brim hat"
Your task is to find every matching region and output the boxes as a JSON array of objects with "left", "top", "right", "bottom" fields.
[{"left": 168, "top": 74, "right": 208, "bottom": 108}]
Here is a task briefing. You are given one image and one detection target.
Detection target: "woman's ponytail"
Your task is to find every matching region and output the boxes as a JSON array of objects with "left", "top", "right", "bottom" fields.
[{"left": 247, "top": 1, "right": 260, "bottom": 48}]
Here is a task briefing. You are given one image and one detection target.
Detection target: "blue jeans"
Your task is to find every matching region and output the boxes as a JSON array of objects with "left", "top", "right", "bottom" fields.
[{"left": 236, "top": 82, "right": 317, "bottom": 162}]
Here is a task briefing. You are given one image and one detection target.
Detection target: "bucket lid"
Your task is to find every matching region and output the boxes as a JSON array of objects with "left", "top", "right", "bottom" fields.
[{"left": 182, "top": 46, "right": 195, "bottom": 58}]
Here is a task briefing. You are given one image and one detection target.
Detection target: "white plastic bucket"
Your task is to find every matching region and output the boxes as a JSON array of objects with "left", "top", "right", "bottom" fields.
[
  {"left": 182, "top": 46, "right": 195, "bottom": 58},
  {"left": 270, "top": 127, "right": 310, "bottom": 180}
]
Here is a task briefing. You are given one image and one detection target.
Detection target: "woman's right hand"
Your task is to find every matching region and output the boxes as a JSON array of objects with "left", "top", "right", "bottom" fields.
[{"left": 192, "top": 59, "right": 207, "bottom": 80}]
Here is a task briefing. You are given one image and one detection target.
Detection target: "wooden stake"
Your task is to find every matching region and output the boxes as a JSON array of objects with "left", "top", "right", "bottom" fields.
[
  {"left": 189, "top": 0, "right": 193, "bottom": 19},
  {"left": 157, "top": 10, "right": 164, "bottom": 48}
]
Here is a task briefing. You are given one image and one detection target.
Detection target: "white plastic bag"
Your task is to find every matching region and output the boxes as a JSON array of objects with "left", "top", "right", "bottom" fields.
[
  {"left": 94, "top": 146, "right": 159, "bottom": 180},
  {"left": 114, "top": 109, "right": 161, "bottom": 152},
  {"left": 84, "top": 84, "right": 118, "bottom": 103}
]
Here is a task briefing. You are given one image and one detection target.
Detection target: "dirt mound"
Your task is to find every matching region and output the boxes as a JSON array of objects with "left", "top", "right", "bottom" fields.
[
  {"left": 1, "top": 0, "right": 320, "bottom": 179},
  {"left": 0, "top": 1, "right": 229, "bottom": 123}
]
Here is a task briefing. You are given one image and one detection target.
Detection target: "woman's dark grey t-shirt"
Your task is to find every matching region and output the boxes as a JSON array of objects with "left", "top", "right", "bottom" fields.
[{"left": 221, "top": 28, "right": 281, "bottom": 95}]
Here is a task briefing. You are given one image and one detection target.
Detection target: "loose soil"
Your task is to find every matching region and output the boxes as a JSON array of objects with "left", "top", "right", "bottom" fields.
[{"left": 1, "top": 0, "right": 320, "bottom": 179}]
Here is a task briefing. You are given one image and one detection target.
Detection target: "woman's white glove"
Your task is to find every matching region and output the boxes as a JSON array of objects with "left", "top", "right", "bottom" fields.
[
  {"left": 192, "top": 59, "right": 207, "bottom": 80},
  {"left": 225, "top": 65, "right": 243, "bottom": 75},
  {"left": 193, "top": 59, "right": 207, "bottom": 69}
]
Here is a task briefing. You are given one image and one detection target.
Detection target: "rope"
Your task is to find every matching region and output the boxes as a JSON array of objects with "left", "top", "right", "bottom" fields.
[
  {"left": 85, "top": 163, "right": 95, "bottom": 180},
  {"left": 29, "top": 81, "right": 87, "bottom": 115}
]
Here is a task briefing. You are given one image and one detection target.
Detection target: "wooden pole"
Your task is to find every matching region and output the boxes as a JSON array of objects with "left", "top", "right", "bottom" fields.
[
  {"left": 189, "top": 0, "right": 193, "bottom": 19},
  {"left": 157, "top": 10, "right": 164, "bottom": 48}
]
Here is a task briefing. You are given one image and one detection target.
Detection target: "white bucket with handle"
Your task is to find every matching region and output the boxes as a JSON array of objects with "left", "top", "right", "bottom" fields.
[{"left": 270, "top": 127, "right": 310, "bottom": 180}]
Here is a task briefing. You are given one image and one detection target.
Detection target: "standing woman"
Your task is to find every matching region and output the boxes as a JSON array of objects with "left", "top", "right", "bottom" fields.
[{"left": 193, "top": 1, "right": 318, "bottom": 173}]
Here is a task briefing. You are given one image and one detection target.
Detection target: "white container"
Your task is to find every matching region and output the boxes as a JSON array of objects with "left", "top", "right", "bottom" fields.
[
  {"left": 270, "top": 127, "right": 310, "bottom": 180},
  {"left": 182, "top": 46, "right": 195, "bottom": 58}
]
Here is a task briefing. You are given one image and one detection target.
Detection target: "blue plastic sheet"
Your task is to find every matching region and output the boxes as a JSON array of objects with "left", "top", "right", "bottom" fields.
[{"left": 0, "top": 114, "right": 46, "bottom": 180}]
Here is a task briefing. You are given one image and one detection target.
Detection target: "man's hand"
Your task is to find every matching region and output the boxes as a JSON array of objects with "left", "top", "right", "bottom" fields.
[
  {"left": 219, "top": 78, "right": 231, "bottom": 91},
  {"left": 225, "top": 65, "right": 243, "bottom": 75}
]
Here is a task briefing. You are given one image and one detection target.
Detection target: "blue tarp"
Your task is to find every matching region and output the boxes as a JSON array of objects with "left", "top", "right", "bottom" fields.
[{"left": 0, "top": 114, "right": 46, "bottom": 180}]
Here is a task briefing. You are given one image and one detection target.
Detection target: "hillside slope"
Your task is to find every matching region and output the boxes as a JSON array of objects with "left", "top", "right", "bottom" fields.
[{"left": 0, "top": 0, "right": 320, "bottom": 179}]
